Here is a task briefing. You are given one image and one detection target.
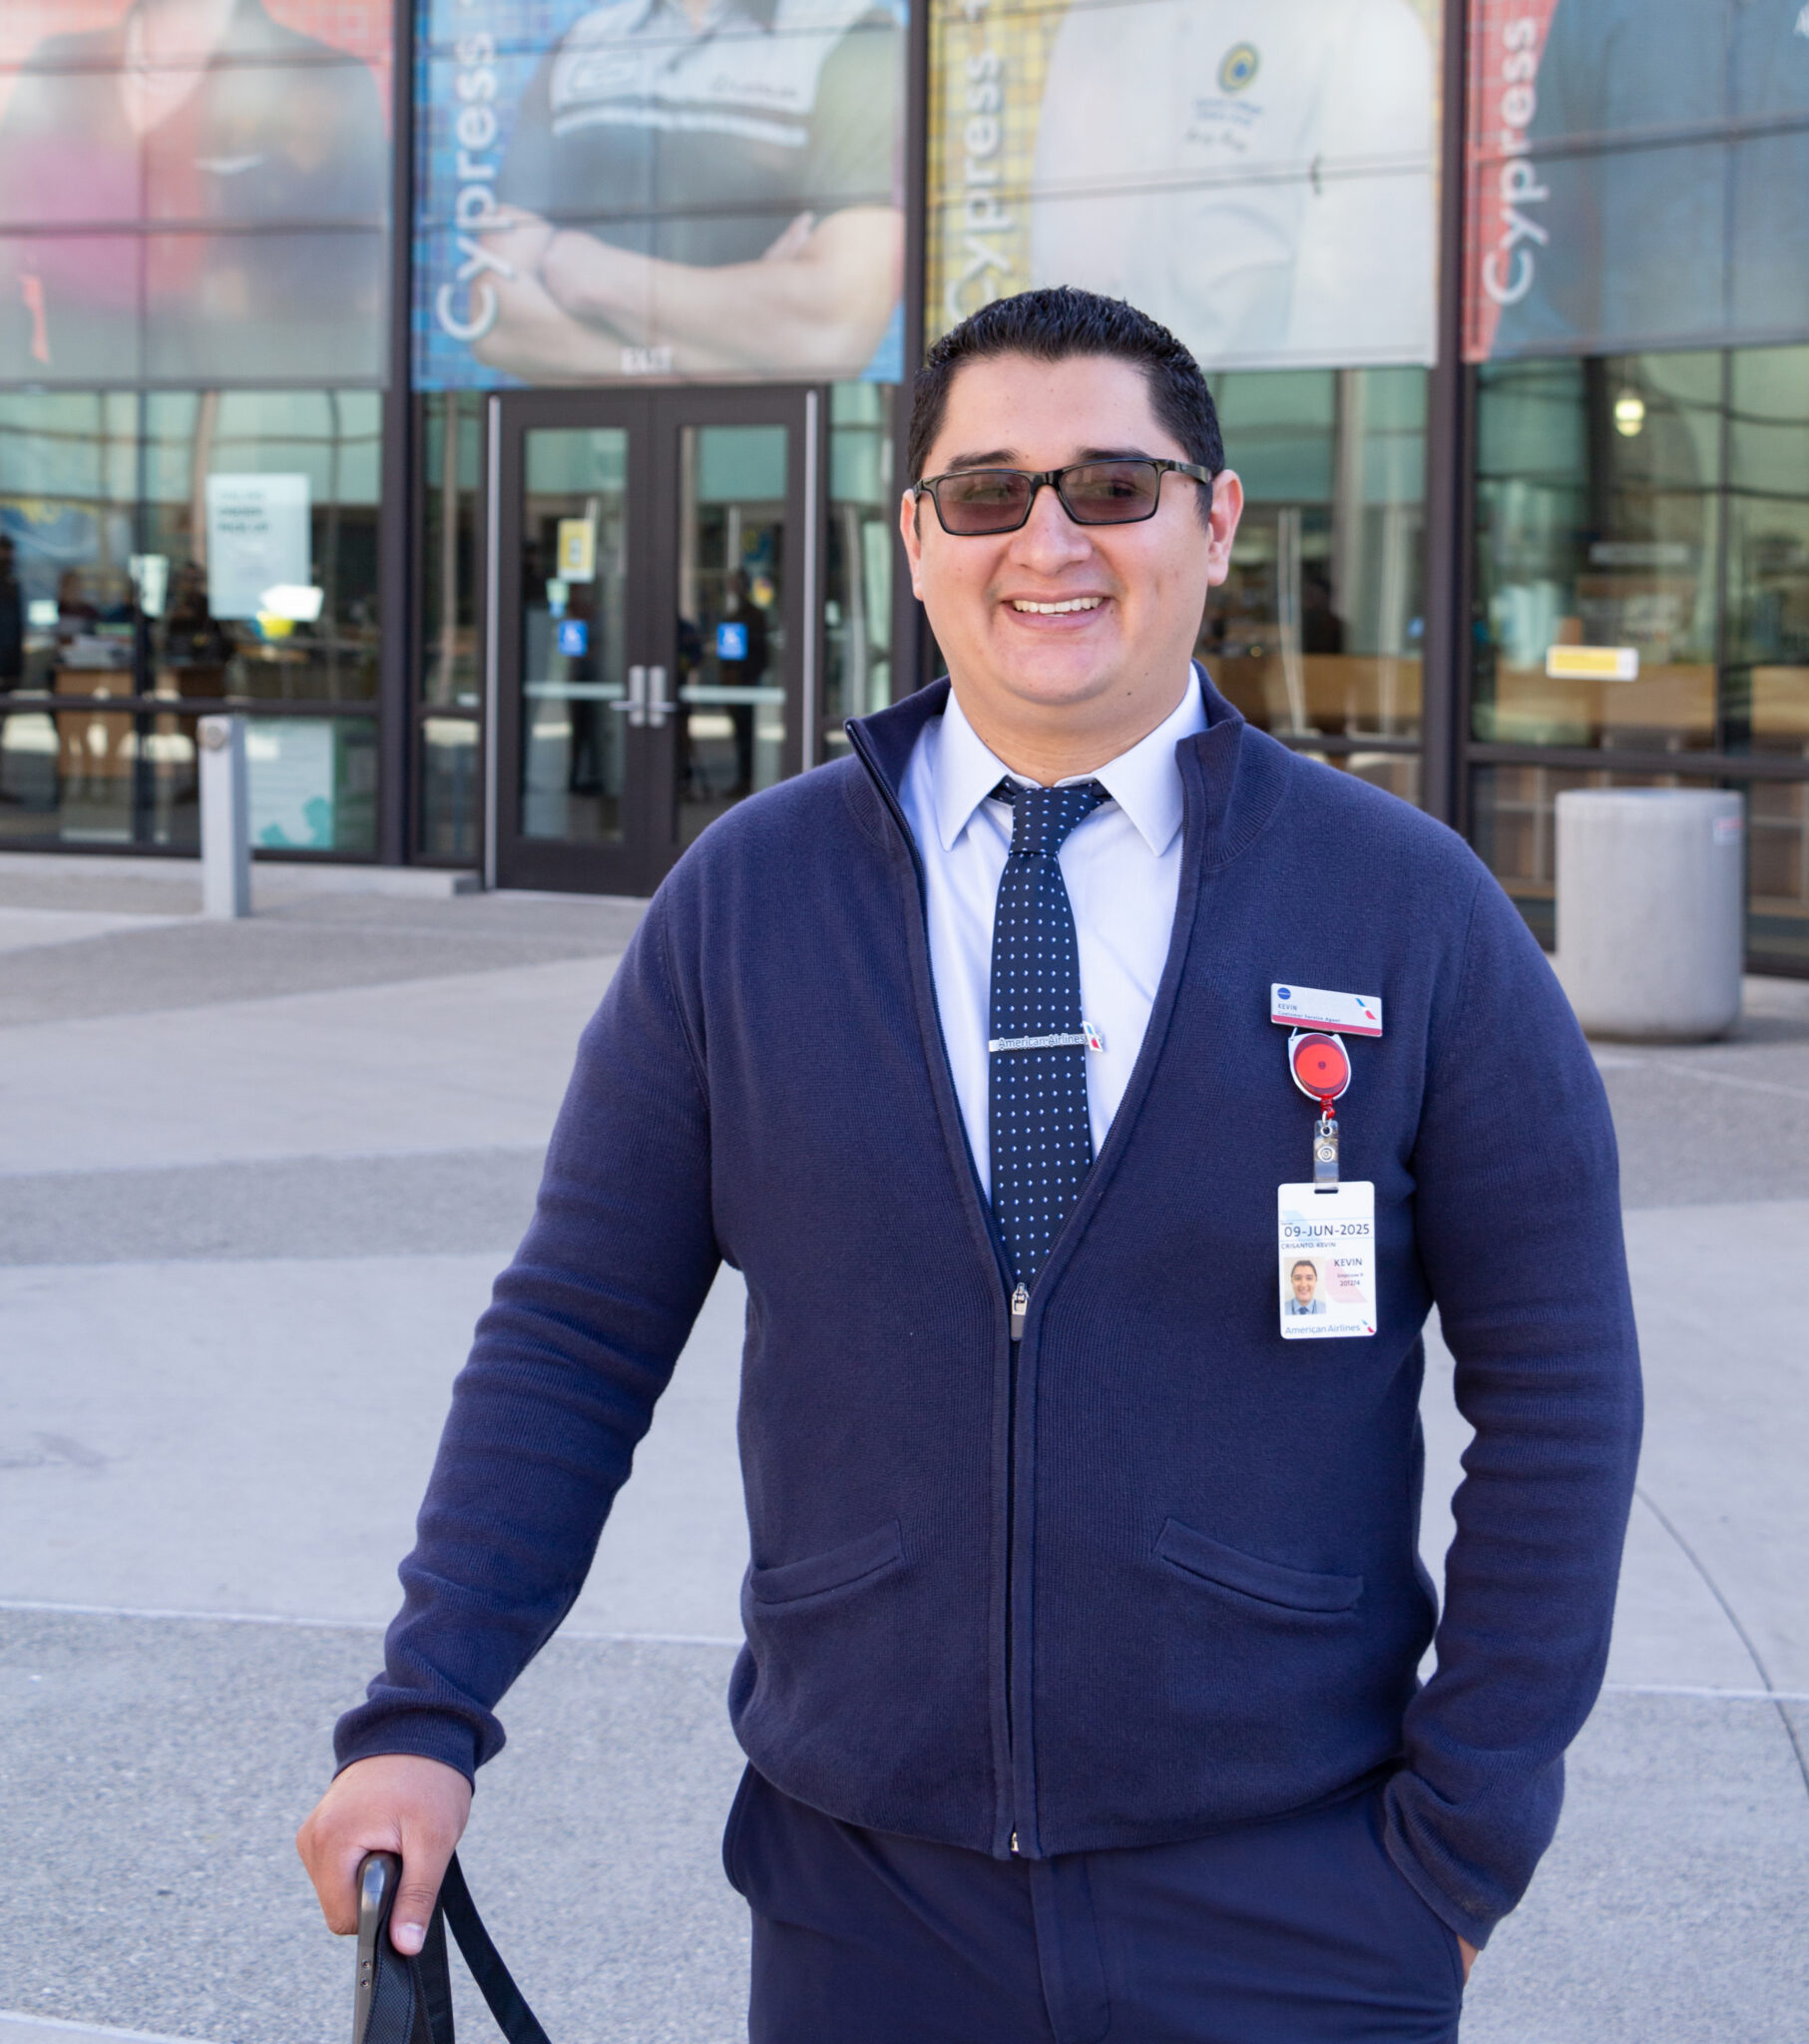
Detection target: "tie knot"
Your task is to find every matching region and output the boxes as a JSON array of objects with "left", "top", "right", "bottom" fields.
[{"left": 993, "top": 778, "right": 1110, "bottom": 859}]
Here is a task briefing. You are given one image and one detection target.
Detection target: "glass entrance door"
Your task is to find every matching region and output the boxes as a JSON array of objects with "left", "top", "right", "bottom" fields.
[{"left": 492, "top": 388, "right": 811, "bottom": 893}]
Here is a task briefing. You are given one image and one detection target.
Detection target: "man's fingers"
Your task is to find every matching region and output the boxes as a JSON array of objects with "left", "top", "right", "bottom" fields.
[
  {"left": 295, "top": 1804, "right": 385, "bottom": 1936},
  {"left": 388, "top": 1826, "right": 458, "bottom": 1955}
]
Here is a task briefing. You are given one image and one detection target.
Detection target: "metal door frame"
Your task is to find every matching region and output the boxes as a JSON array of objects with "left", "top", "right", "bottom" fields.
[{"left": 485, "top": 384, "right": 816, "bottom": 895}]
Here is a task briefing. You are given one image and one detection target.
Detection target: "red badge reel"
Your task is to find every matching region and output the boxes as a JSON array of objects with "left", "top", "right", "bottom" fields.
[{"left": 1287, "top": 1031, "right": 1350, "bottom": 1187}]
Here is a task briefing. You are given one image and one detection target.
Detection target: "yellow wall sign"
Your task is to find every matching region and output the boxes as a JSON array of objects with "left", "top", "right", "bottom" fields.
[
  {"left": 556, "top": 518, "right": 597, "bottom": 583},
  {"left": 1546, "top": 645, "right": 1640, "bottom": 681}
]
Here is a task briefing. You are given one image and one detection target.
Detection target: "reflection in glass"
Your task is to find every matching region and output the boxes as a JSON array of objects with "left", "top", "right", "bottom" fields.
[
  {"left": 0, "top": 386, "right": 381, "bottom": 850},
  {"left": 1473, "top": 353, "right": 1723, "bottom": 752},
  {"left": 1471, "top": 764, "right": 1808, "bottom": 973},
  {"left": 422, "top": 394, "right": 483, "bottom": 710},
  {"left": 0, "top": 387, "right": 380, "bottom": 706},
  {"left": 519, "top": 427, "right": 630, "bottom": 846},
  {"left": 822, "top": 383, "right": 893, "bottom": 758},
  {"left": 0, "top": 703, "right": 375, "bottom": 853},
  {"left": 1724, "top": 348, "right": 1809, "bottom": 761},
  {"left": 145, "top": 231, "right": 385, "bottom": 383},
  {"left": 1198, "top": 368, "right": 1425, "bottom": 752},
  {"left": 0, "top": 4, "right": 390, "bottom": 387},
  {"left": 417, "top": 1, "right": 904, "bottom": 387},
  {"left": 421, "top": 716, "right": 481, "bottom": 860},
  {"left": 677, "top": 424, "right": 787, "bottom": 847}
]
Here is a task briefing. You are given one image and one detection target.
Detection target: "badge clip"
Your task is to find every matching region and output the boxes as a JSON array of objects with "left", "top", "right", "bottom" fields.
[{"left": 1287, "top": 1031, "right": 1350, "bottom": 1191}]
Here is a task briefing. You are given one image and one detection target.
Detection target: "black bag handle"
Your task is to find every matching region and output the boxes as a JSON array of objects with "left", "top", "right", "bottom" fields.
[{"left": 354, "top": 1850, "right": 551, "bottom": 2044}]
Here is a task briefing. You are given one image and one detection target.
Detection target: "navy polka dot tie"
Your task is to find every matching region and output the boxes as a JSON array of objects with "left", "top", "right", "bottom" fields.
[{"left": 987, "top": 777, "right": 1111, "bottom": 1305}]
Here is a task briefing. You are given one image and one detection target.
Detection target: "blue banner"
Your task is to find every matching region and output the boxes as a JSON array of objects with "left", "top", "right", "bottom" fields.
[{"left": 414, "top": 0, "right": 907, "bottom": 388}]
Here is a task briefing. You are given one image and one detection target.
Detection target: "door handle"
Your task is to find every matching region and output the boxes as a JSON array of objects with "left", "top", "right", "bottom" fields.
[
  {"left": 615, "top": 664, "right": 648, "bottom": 728},
  {"left": 647, "top": 665, "right": 671, "bottom": 730}
]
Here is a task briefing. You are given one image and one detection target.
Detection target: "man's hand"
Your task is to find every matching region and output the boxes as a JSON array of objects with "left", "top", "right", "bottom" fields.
[
  {"left": 296, "top": 1754, "right": 473, "bottom": 1954},
  {"left": 1459, "top": 1936, "right": 1478, "bottom": 1982}
]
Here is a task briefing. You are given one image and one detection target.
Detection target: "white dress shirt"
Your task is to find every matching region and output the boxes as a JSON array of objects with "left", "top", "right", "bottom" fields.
[{"left": 899, "top": 670, "right": 1207, "bottom": 1199}]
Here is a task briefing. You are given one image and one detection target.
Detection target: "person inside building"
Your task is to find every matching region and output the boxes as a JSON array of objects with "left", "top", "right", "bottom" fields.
[
  {"left": 1027, "top": 0, "right": 1435, "bottom": 366},
  {"left": 0, "top": 0, "right": 386, "bottom": 383},
  {"left": 472, "top": 0, "right": 904, "bottom": 382},
  {"left": 298, "top": 287, "right": 1640, "bottom": 2041},
  {"left": 0, "top": 538, "right": 23, "bottom": 692}
]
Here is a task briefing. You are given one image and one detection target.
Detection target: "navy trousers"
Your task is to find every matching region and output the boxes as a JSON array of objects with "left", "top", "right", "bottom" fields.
[{"left": 725, "top": 1768, "right": 1466, "bottom": 2043}]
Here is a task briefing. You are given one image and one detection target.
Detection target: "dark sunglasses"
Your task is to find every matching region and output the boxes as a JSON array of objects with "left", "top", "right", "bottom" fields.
[{"left": 913, "top": 457, "right": 1212, "bottom": 536}]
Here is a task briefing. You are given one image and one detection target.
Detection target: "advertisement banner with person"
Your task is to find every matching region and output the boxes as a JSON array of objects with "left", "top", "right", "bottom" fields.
[
  {"left": 414, "top": 0, "right": 908, "bottom": 388},
  {"left": 1464, "top": 0, "right": 1809, "bottom": 361},
  {"left": 0, "top": 0, "right": 392, "bottom": 386},
  {"left": 925, "top": 0, "right": 1440, "bottom": 371}
]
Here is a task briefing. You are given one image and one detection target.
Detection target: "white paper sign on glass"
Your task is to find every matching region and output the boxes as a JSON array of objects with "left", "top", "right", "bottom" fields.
[
  {"left": 1277, "top": 1181, "right": 1376, "bottom": 1339},
  {"left": 205, "top": 474, "right": 311, "bottom": 619}
]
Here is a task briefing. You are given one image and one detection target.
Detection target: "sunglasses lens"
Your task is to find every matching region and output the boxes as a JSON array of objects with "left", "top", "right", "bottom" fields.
[
  {"left": 935, "top": 470, "right": 1033, "bottom": 533},
  {"left": 1061, "top": 461, "right": 1160, "bottom": 523}
]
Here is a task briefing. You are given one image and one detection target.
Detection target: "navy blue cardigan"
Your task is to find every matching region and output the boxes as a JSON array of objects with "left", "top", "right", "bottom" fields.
[{"left": 337, "top": 677, "right": 1642, "bottom": 1948}]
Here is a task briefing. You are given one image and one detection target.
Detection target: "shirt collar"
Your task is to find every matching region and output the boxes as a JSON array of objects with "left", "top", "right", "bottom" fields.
[{"left": 931, "top": 666, "right": 1205, "bottom": 857}]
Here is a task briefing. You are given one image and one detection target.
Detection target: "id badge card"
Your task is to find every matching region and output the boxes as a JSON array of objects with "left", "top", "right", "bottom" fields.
[{"left": 1277, "top": 1182, "right": 1376, "bottom": 1339}]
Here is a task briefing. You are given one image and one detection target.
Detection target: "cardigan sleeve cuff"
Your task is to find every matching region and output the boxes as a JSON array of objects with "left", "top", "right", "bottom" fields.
[
  {"left": 332, "top": 1709, "right": 483, "bottom": 1788},
  {"left": 1382, "top": 1823, "right": 1498, "bottom": 1953}
]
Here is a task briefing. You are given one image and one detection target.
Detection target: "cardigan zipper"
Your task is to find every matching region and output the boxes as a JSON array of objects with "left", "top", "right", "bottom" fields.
[{"left": 845, "top": 715, "right": 1034, "bottom": 1856}]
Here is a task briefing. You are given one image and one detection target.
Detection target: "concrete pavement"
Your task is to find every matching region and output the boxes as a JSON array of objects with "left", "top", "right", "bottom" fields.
[{"left": 1, "top": 858, "right": 1805, "bottom": 2042}]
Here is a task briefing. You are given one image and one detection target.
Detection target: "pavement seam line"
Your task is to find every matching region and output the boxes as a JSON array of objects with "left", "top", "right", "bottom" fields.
[
  {"left": 0, "top": 1596, "right": 740, "bottom": 1648},
  {"left": 1633, "top": 1485, "right": 1809, "bottom": 1797},
  {"left": 0, "top": 2013, "right": 206, "bottom": 2044},
  {"left": 10, "top": 1604, "right": 1807, "bottom": 1702}
]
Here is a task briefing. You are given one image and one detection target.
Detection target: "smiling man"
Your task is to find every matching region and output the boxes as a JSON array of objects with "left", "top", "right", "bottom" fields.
[{"left": 299, "top": 288, "right": 1641, "bottom": 2043}]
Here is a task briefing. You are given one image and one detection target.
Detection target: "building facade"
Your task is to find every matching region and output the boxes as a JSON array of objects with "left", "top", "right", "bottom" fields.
[{"left": 2, "top": 0, "right": 1805, "bottom": 969}]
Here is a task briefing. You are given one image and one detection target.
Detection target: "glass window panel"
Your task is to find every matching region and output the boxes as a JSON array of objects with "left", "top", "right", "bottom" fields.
[
  {"left": 0, "top": 55, "right": 145, "bottom": 230},
  {"left": 0, "top": 704, "right": 370, "bottom": 856},
  {"left": 823, "top": 382, "right": 894, "bottom": 757},
  {"left": 1725, "top": 347, "right": 1809, "bottom": 760},
  {"left": 246, "top": 715, "right": 377, "bottom": 854},
  {"left": 1200, "top": 367, "right": 1424, "bottom": 752},
  {"left": 676, "top": 423, "right": 788, "bottom": 846},
  {"left": 519, "top": 425, "right": 631, "bottom": 847},
  {"left": 140, "top": 60, "right": 387, "bottom": 227},
  {"left": 422, "top": 392, "right": 483, "bottom": 710},
  {"left": 420, "top": 714, "right": 480, "bottom": 860},
  {"left": 0, "top": 387, "right": 381, "bottom": 710},
  {"left": 0, "top": 235, "right": 144, "bottom": 383},
  {"left": 1730, "top": 136, "right": 1809, "bottom": 342},
  {"left": 1470, "top": 764, "right": 1809, "bottom": 973},
  {"left": 416, "top": 0, "right": 905, "bottom": 389},
  {"left": 1473, "top": 351, "right": 1722, "bottom": 753},
  {"left": 930, "top": 0, "right": 1437, "bottom": 372},
  {"left": 144, "top": 231, "right": 385, "bottom": 384},
  {"left": 0, "top": 9, "right": 391, "bottom": 391}
]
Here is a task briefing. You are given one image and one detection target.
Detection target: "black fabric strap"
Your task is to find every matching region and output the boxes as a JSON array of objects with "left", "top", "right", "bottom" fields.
[{"left": 437, "top": 1854, "right": 553, "bottom": 2044}]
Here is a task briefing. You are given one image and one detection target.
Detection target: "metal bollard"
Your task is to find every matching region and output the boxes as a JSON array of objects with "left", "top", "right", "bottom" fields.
[
  {"left": 198, "top": 714, "right": 251, "bottom": 919},
  {"left": 1556, "top": 787, "right": 1743, "bottom": 1041}
]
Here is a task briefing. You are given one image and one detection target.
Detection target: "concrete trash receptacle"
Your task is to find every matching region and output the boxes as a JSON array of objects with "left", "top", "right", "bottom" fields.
[{"left": 1555, "top": 788, "right": 1743, "bottom": 1041}]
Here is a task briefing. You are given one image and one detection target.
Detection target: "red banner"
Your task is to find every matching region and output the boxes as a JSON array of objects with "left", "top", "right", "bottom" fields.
[{"left": 1462, "top": 0, "right": 1564, "bottom": 362}]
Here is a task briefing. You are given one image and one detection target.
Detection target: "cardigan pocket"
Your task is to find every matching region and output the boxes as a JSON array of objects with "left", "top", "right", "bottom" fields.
[
  {"left": 748, "top": 1520, "right": 906, "bottom": 1608},
  {"left": 1154, "top": 1517, "right": 1363, "bottom": 1614}
]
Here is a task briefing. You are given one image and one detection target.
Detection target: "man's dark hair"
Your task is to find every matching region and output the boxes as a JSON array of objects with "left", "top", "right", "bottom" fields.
[{"left": 907, "top": 287, "right": 1223, "bottom": 524}]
